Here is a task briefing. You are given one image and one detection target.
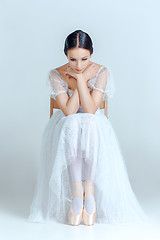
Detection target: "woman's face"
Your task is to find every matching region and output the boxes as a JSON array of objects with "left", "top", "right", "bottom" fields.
[{"left": 66, "top": 47, "right": 92, "bottom": 74}]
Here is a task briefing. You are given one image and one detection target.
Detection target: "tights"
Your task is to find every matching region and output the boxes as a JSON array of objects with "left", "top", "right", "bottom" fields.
[
  {"left": 68, "top": 156, "right": 96, "bottom": 214},
  {"left": 67, "top": 115, "right": 98, "bottom": 214}
]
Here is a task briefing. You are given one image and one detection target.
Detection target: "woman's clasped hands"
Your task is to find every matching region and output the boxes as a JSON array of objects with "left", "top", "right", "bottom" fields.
[{"left": 64, "top": 62, "right": 99, "bottom": 83}]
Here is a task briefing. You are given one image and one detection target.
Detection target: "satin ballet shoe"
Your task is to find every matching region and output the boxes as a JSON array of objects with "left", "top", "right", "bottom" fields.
[
  {"left": 82, "top": 180, "right": 96, "bottom": 226},
  {"left": 68, "top": 181, "right": 84, "bottom": 226}
]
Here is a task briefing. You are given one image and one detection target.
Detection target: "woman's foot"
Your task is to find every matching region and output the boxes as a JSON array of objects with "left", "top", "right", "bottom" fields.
[
  {"left": 68, "top": 180, "right": 84, "bottom": 226},
  {"left": 82, "top": 180, "right": 96, "bottom": 225}
]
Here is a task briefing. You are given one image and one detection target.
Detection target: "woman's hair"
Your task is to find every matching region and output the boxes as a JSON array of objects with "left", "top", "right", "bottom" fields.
[{"left": 64, "top": 30, "right": 93, "bottom": 56}]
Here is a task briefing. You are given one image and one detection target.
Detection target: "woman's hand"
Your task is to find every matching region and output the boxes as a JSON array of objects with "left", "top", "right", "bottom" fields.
[
  {"left": 64, "top": 66, "right": 79, "bottom": 80},
  {"left": 82, "top": 63, "right": 99, "bottom": 82},
  {"left": 64, "top": 66, "right": 78, "bottom": 90},
  {"left": 64, "top": 63, "right": 99, "bottom": 90},
  {"left": 64, "top": 63, "right": 99, "bottom": 81}
]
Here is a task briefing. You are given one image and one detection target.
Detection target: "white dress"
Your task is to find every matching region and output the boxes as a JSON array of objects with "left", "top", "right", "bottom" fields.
[{"left": 28, "top": 65, "right": 148, "bottom": 225}]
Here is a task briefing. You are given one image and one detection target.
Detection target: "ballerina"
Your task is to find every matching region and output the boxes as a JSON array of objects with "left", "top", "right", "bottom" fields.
[{"left": 28, "top": 29, "right": 148, "bottom": 226}]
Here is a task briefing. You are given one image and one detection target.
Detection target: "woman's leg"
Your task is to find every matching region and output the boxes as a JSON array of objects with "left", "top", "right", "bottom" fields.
[
  {"left": 65, "top": 115, "right": 84, "bottom": 215},
  {"left": 83, "top": 160, "right": 96, "bottom": 181},
  {"left": 83, "top": 160, "right": 96, "bottom": 214},
  {"left": 68, "top": 155, "right": 83, "bottom": 214},
  {"left": 81, "top": 115, "right": 98, "bottom": 214},
  {"left": 68, "top": 157, "right": 82, "bottom": 182}
]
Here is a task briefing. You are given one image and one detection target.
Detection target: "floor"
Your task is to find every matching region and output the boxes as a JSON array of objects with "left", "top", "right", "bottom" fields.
[{"left": 1, "top": 196, "right": 160, "bottom": 240}]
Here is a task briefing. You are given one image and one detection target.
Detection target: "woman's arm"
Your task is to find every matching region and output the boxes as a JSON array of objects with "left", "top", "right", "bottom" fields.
[
  {"left": 64, "top": 64, "right": 105, "bottom": 114},
  {"left": 66, "top": 88, "right": 81, "bottom": 115},
  {"left": 76, "top": 74, "right": 97, "bottom": 114},
  {"left": 55, "top": 87, "right": 81, "bottom": 116}
]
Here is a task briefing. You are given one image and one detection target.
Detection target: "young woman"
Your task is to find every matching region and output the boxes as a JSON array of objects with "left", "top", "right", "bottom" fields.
[{"left": 28, "top": 30, "right": 148, "bottom": 226}]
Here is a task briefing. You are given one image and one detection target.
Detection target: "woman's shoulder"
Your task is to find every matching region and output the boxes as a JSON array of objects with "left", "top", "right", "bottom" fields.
[
  {"left": 48, "top": 64, "right": 67, "bottom": 80},
  {"left": 88, "top": 62, "right": 109, "bottom": 75},
  {"left": 55, "top": 63, "right": 69, "bottom": 73},
  {"left": 89, "top": 61, "right": 102, "bottom": 67}
]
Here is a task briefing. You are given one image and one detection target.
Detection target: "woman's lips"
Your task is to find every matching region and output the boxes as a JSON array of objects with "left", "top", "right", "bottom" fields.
[{"left": 76, "top": 69, "right": 82, "bottom": 71}]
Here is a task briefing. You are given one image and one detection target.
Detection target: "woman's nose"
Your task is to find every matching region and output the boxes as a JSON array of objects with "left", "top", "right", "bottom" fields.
[{"left": 76, "top": 62, "right": 82, "bottom": 69}]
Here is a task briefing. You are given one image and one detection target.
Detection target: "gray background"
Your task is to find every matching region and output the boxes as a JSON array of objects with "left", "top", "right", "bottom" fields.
[{"left": 0, "top": 0, "right": 160, "bottom": 239}]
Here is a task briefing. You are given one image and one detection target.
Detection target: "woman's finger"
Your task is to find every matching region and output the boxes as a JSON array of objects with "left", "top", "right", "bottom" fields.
[{"left": 64, "top": 72, "right": 69, "bottom": 76}]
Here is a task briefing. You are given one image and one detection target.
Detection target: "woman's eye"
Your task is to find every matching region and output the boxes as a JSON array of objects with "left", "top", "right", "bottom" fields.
[{"left": 70, "top": 59, "right": 87, "bottom": 61}]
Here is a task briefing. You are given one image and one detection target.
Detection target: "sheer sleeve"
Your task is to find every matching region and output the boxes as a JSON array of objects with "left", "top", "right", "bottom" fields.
[
  {"left": 88, "top": 66, "right": 115, "bottom": 100},
  {"left": 46, "top": 69, "right": 68, "bottom": 100}
]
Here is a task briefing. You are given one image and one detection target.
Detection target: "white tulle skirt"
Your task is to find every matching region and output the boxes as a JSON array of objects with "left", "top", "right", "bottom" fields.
[{"left": 28, "top": 107, "right": 148, "bottom": 225}]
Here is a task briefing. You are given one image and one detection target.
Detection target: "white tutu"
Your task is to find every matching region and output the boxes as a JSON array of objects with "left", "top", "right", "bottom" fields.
[{"left": 28, "top": 65, "right": 148, "bottom": 225}]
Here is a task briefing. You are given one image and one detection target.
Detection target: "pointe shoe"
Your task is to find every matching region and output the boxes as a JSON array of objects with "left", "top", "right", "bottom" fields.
[
  {"left": 68, "top": 181, "right": 84, "bottom": 226},
  {"left": 82, "top": 180, "right": 96, "bottom": 226}
]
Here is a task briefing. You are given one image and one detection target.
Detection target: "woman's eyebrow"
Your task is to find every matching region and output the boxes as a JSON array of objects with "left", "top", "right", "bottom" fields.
[{"left": 70, "top": 56, "right": 88, "bottom": 59}]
